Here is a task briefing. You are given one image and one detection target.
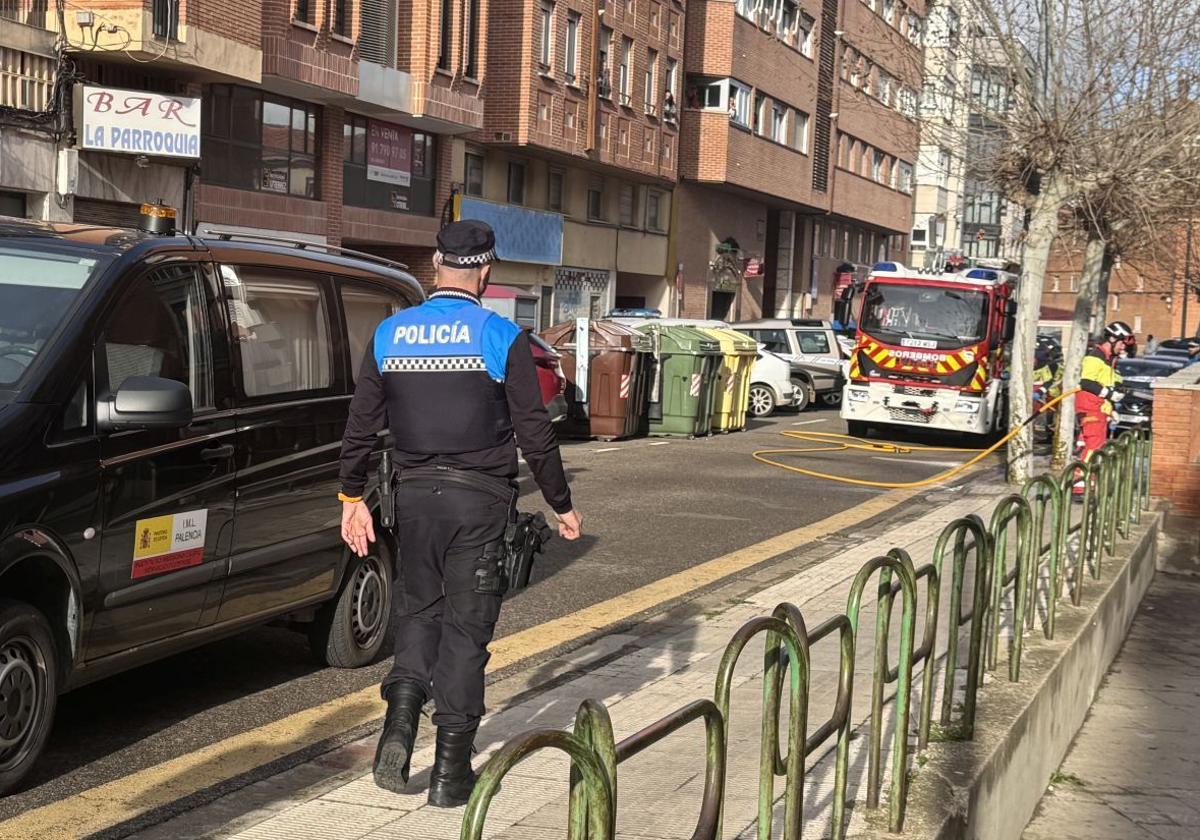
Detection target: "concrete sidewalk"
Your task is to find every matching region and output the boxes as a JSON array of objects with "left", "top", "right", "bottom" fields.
[
  {"left": 129, "top": 476, "right": 1020, "bottom": 840},
  {"left": 1023, "top": 568, "right": 1200, "bottom": 840}
]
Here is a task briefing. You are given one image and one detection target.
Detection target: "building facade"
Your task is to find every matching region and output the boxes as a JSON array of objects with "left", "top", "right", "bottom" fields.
[
  {"left": 1041, "top": 231, "right": 1200, "bottom": 344},
  {"left": 449, "top": 0, "right": 682, "bottom": 326},
  {"left": 910, "top": 7, "right": 1020, "bottom": 270},
  {"left": 0, "top": 0, "right": 483, "bottom": 288},
  {"left": 674, "top": 0, "right": 923, "bottom": 322}
]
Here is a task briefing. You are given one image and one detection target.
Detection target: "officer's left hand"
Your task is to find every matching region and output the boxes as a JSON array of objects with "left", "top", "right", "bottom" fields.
[{"left": 341, "top": 501, "right": 376, "bottom": 557}]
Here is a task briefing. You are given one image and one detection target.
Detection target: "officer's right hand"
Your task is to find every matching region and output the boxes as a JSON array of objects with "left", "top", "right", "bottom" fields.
[
  {"left": 556, "top": 509, "right": 583, "bottom": 541},
  {"left": 341, "top": 501, "right": 376, "bottom": 557}
]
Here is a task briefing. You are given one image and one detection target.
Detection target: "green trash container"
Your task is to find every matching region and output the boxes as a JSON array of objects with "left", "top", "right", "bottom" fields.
[
  {"left": 636, "top": 324, "right": 722, "bottom": 437},
  {"left": 699, "top": 327, "right": 759, "bottom": 432}
]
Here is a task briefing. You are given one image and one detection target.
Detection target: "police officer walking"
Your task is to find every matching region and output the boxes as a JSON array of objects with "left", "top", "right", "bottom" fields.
[{"left": 336, "top": 219, "right": 582, "bottom": 807}]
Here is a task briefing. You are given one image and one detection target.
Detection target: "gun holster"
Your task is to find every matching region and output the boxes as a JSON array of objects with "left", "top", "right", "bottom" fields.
[{"left": 502, "top": 512, "right": 554, "bottom": 593}]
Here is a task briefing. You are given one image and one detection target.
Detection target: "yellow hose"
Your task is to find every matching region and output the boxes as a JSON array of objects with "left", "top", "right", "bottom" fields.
[{"left": 752, "top": 388, "right": 1080, "bottom": 489}]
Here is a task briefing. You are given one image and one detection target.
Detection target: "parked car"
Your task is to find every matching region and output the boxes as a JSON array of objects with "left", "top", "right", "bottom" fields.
[
  {"left": 0, "top": 212, "right": 425, "bottom": 795},
  {"left": 528, "top": 331, "right": 568, "bottom": 422},
  {"left": 747, "top": 348, "right": 804, "bottom": 417},
  {"left": 1116, "top": 357, "right": 1185, "bottom": 388},
  {"left": 1145, "top": 347, "right": 1198, "bottom": 366},
  {"left": 732, "top": 319, "right": 845, "bottom": 406}
]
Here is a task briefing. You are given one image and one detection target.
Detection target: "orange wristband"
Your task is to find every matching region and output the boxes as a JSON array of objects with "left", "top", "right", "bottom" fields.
[{"left": 338, "top": 492, "right": 363, "bottom": 503}]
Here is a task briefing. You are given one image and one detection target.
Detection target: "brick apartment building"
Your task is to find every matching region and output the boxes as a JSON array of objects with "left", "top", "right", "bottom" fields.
[
  {"left": 454, "top": 0, "right": 683, "bottom": 325},
  {"left": 0, "top": 0, "right": 483, "bottom": 287},
  {"left": 1041, "top": 231, "right": 1200, "bottom": 346},
  {"left": 675, "top": 0, "right": 923, "bottom": 321}
]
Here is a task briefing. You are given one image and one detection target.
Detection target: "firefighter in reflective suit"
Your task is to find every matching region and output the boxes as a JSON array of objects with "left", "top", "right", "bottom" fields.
[
  {"left": 1075, "top": 321, "right": 1135, "bottom": 484},
  {"left": 336, "top": 220, "right": 582, "bottom": 806}
]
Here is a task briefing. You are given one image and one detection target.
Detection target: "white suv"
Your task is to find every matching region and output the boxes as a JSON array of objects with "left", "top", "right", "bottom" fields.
[{"left": 732, "top": 319, "right": 846, "bottom": 406}]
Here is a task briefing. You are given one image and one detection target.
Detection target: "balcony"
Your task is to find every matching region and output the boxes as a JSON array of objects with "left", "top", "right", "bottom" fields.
[
  {"left": 679, "top": 109, "right": 816, "bottom": 206},
  {"left": 46, "top": 0, "right": 263, "bottom": 82},
  {"left": 831, "top": 168, "right": 913, "bottom": 233}
]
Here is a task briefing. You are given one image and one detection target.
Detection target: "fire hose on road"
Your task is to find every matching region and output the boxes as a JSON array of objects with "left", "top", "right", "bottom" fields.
[{"left": 752, "top": 388, "right": 1084, "bottom": 489}]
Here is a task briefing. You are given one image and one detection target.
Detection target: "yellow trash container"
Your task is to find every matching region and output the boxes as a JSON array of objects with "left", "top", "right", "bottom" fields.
[{"left": 699, "top": 327, "right": 759, "bottom": 431}]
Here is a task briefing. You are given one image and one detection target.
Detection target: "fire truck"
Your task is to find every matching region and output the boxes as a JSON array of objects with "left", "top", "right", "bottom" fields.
[{"left": 838, "top": 262, "right": 1019, "bottom": 439}]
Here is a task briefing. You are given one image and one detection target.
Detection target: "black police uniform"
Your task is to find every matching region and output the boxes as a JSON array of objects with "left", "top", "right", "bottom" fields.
[{"left": 337, "top": 220, "right": 572, "bottom": 805}]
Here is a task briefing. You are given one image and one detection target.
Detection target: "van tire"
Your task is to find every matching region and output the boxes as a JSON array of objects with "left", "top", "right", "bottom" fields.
[
  {"left": 309, "top": 544, "right": 394, "bottom": 669},
  {"left": 0, "top": 599, "right": 58, "bottom": 797}
]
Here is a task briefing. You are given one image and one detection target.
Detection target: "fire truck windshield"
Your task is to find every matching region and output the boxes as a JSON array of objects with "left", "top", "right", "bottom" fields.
[{"left": 860, "top": 282, "right": 989, "bottom": 349}]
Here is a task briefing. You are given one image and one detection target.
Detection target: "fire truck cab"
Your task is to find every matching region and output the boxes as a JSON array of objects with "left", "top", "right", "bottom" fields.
[{"left": 840, "top": 262, "right": 1018, "bottom": 439}]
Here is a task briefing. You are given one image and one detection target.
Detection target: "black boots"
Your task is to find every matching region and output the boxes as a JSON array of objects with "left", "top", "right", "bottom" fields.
[
  {"left": 426, "top": 727, "right": 479, "bottom": 808},
  {"left": 373, "top": 681, "right": 427, "bottom": 792}
]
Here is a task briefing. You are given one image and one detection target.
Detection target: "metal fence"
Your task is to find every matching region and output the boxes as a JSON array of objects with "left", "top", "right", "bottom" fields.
[{"left": 460, "top": 430, "right": 1152, "bottom": 840}]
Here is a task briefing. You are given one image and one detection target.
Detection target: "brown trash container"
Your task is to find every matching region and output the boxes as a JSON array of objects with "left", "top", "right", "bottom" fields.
[{"left": 540, "top": 320, "right": 648, "bottom": 440}]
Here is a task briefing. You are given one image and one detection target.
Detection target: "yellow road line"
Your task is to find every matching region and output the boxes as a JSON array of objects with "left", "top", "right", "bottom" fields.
[{"left": 0, "top": 487, "right": 919, "bottom": 840}]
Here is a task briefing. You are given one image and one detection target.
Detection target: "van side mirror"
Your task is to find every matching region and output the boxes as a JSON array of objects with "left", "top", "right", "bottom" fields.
[
  {"left": 1002, "top": 315, "right": 1017, "bottom": 342},
  {"left": 98, "top": 376, "right": 193, "bottom": 432}
]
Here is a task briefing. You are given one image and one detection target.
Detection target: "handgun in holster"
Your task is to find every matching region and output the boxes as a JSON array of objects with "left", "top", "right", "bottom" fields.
[
  {"left": 502, "top": 512, "right": 554, "bottom": 593},
  {"left": 377, "top": 450, "right": 395, "bottom": 530}
]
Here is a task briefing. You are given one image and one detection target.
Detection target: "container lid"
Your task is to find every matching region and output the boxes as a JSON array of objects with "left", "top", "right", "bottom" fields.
[
  {"left": 636, "top": 323, "right": 721, "bottom": 354},
  {"left": 540, "top": 319, "right": 642, "bottom": 352}
]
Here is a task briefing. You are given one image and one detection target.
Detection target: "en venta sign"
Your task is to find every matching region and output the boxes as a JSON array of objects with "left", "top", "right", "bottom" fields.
[{"left": 76, "top": 85, "right": 202, "bottom": 159}]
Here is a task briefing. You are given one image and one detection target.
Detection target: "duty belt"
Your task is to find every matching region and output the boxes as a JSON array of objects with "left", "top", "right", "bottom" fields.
[{"left": 397, "top": 464, "right": 518, "bottom": 505}]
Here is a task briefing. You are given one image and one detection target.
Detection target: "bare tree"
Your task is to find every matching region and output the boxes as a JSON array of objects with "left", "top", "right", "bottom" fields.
[{"left": 940, "top": 0, "right": 1200, "bottom": 482}]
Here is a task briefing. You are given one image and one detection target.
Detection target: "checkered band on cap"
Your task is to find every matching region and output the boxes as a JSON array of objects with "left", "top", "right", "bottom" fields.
[
  {"left": 441, "top": 248, "right": 497, "bottom": 267},
  {"left": 381, "top": 356, "right": 487, "bottom": 372}
]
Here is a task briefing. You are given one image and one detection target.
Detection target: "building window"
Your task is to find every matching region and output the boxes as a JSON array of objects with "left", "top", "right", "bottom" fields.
[
  {"left": 202, "top": 85, "right": 320, "bottom": 199},
  {"left": 565, "top": 12, "right": 580, "bottom": 81},
  {"left": 333, "top": 0, "right": 350, "bottom": 35},
  {"left": 619, "top": 37, "right": 633, "bottom": 104},
  {"left": 646, "top": 189, "right": 664, "bottom": 231},
  {"left": 548, "top": 169, "right": 564, "bottom": 211},
  {"left": 729, "top": 81, "right": 751, "bottom": 126},
  {"left": 619, "top": 183, "right": 636, "bottom": 226},
  {"left": 599, "top": 27, "right": 613, "bottom": 98},
  {"left": 438, "top": 0, "right": 453, "bottom": 69},
  {"left": 790, "top": 109, "right": 809, "bottom": 152},
  {"left": 877, "top": 72, "right": 892, "bottom": 106},
  {"left": 294, "top": 0, "right": 312, "bottom": 24},
  {"left": 937, "top": 147, "right": 951, "bottom": 186},
  {"left": 669, "top": 10, "right": 680, "bottom": 44},
  {"left": 872, "top": 149, "right": 884, "bottom": 182},
  {"left": 538, "top": 2, "right": 554, "bottom": 71},
  {"left": 754, "top": 91, "right": 767, "bottom": 134},
  {"left": 650, "top": 1, "right": 661, "bottom": 35},
  {"left": 797, "top": 12, "right": 815, "bottom": 56},
  {"left": 465, "top": 152, "right": 484, "bottom": 196},
  {"left": 508, "top": 161, "right": 527, "bottom": 204},
  {"left": 687, "top": 76, "right": 727, "bottom": 109},
  {"left": 897, "top": 161, "right": 913, "bottom": 193},
  {"left": 343, "top": 114, "right": 436, "bottom": 214},
  {"left": 152, "top": 0, "right": 180, "bottom": 39},
  {"left": 770, "top": 103, "right": 786, "bottom": 142},
  {"left": 645, "top": 49, "right": 658, "bottom": 112},
  {"left": 881, "top": 0, "right": 894, "bottom": 23},
  {"left": 465, "top": 0, "right": 481, "bottom": 77},
  {"left": 588, "top": 177, "right": 605, "bottom": 221},
  {"left": 735, "top": 0, "right": 753, "bottom": 19}
]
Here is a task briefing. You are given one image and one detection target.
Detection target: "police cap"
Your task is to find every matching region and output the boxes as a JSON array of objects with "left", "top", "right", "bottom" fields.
[{"left": 436, "top": 220, "right": 497, "bottom": 268}]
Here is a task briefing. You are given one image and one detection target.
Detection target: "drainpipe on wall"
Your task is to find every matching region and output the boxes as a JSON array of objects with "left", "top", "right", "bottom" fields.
[{"left": 586, "top": 0, "right": 602, "bottom": 154}]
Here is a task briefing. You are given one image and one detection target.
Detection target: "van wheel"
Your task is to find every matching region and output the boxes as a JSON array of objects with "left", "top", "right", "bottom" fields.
[
  {"left": 749, "top": 385, "right": 777, "bottom": 417},
  {"left": 0, "top": 599, "right": 58, "bottom": 797},
  {"left": 309, "top": 544, "right": 393, "bottom": 669}
]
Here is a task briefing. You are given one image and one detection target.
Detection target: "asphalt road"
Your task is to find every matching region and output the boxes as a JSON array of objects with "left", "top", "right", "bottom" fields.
[{"left": 0, "top": 404, "right": 990, "bottom": 824}]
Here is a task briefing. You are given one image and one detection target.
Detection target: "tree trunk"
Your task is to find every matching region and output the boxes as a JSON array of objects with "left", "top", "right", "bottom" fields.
[
  {"left": 1052, "top": 232, "right": 1106, "bottom": 468},
  {"left": 1093, "top": 252, "right": 1114, "bottom": 336},
  {"left": 1008, "top": 173, "right": 1069, "bottom": 484}
]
